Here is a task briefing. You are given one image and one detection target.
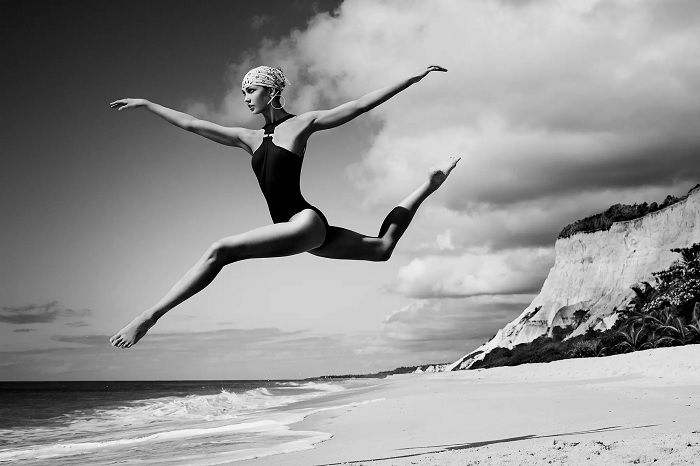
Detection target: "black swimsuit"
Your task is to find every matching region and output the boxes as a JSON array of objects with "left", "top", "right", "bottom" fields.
[{"left": 251, "top": 114, "right": 329, "bottom": 243}]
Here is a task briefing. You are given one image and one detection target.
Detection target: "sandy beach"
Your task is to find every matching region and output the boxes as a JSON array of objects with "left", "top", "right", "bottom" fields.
[{"left": 245, "top": 345, "right": 700, "bottom": 465}]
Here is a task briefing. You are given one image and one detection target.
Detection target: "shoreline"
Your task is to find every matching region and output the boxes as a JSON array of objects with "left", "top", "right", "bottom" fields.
[{"left": 244, "top": 345, "right": 700, "bottom": 465}]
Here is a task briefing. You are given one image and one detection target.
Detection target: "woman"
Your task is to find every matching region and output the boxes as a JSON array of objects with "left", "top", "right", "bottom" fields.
[{"left": 109, "top": 64, "right": 459, "bottom": 348}]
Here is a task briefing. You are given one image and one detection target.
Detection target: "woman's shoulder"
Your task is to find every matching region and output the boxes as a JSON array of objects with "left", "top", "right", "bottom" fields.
[
  {"left": 282, "top": 112, "right": 322, "bottom": 135},
  {"left": 292, "top": 111, "right": 320, "bottom": 123}
]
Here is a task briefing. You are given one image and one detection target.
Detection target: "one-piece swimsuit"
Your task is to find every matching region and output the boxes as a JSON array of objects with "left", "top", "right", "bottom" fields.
[{"left": 251, "top": 114, "right": 329, "bottom": 244}]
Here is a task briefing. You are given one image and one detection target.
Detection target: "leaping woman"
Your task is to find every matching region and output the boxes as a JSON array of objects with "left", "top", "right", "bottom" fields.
[{"left": 109, "top": 65, "right": 459, "bottom": 348}]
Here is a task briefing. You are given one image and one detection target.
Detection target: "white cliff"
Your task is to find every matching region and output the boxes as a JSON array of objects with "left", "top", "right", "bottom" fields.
[{"left": 451, "top": 186, "right": 700, "bottom": 370}]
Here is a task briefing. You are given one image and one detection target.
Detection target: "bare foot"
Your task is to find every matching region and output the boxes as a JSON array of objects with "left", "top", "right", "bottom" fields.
[
  {"left": 428, "top": 155, "right": 460, "bottom": 192},
  {"left": 109, "top": 313, "right": 157, "bottom": 348}
]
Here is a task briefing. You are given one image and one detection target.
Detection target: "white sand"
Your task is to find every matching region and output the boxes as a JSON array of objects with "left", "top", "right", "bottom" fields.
[{"left": 244, "top": 345, "right": 700, "bottom": 465}]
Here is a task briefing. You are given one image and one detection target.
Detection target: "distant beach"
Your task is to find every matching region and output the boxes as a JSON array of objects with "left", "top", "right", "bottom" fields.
[
  {"left": 1, "top": 346, "right": 698, "bottom": 464},
  {"left": 245, "top": 345, "right": 700, "bottom": 465}
]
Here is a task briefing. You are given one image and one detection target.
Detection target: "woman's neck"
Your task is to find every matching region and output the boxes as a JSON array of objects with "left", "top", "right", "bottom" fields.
[{"left": 262, "top": 106, "right": 290, "bottom": 125}]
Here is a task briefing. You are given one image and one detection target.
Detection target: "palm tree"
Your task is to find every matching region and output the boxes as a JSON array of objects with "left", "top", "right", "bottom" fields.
[
  {"left": 630, "top": 281, "right": 657, "bottom": 311},
  {"left": 659, "top": 316, "right": 693, "bottom": 345},
  {"left": 614, "top": 323, "right": 650, "bottom": 353},
  {"left": 595, "top": 341, "right": 609, "bottom": 357},
  {"left": 685, "top": 302, "right": 700, "bottom": 342},
  {"left": 672, "top": 244, "right": 700, "bottom": 264}
]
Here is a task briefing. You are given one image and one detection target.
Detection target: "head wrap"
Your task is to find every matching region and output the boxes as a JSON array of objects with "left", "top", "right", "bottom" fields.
[{"left": 241, "top": 66, "right": 291, "bottom": 93}]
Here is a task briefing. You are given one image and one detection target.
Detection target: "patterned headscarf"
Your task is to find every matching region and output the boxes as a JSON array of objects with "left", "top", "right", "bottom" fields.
[{"left": 241, "top": 66, "right": 291, "bottom": 93}]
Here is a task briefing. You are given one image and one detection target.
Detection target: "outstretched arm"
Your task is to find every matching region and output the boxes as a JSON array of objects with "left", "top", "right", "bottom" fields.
[
  {"left": 307, "top": 65, "right": 447, "bottom": 131},
  {"left": 109, "top": 98, "right": 247, "bottom": 148}
]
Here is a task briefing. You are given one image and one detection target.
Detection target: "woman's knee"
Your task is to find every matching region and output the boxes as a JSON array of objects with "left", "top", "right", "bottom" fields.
[
  {"left": 374, "top": 240, "right": 394, "bottom": 262},
  {"left": 205, "top": 240, "right": 238, "bottom": 266}
]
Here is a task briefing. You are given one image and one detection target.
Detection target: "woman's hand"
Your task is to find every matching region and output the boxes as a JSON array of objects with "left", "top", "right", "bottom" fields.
[
  {"left": 413, "top": 65, "right": 448, "bottom": 83},
  {"left": 109, "top": 98, "right": 148, "bottom": 111}
]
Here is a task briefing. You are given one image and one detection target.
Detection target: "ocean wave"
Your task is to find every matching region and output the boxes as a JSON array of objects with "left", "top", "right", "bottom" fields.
[
  {"left": 72, "top": 381, "right": 344, "bottom": 427},
  {"left": 0, "top": 419, "right": 285, "bottom": 462},
  {"left": 274, "top": 381, "right": 347, "bottom": 392},
  {"left": 0, "top": 397, "right": 383, "bottom": 464},
  {"left": 0, "top": 381, "right": 350, "bottom": 463}
]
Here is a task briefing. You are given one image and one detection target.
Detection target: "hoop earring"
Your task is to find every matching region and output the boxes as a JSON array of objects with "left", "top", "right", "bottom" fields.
[{"left": 271, "top": 95, "right": 286, "bottom": 110}]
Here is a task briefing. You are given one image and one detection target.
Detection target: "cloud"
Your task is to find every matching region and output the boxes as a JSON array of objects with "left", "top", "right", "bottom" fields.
[
  {"left": 50, "top": 328, "right": 306, "bottom": 348},
  {"left": 1, "top": 327, "right": 407, "bottom": 379},
  {"left": 65, "top": 321, "right": 89, "bottom": 328},
  {"left": 392, "top": 247, "right": 554, "bottom": 298},
  {"left": 352, "top": 295, "right": 534, "bottom": 363},
  {"left": 13, "top": 328, "right": 35, "bottom": 333},
  {"left": 0, "top": 301, "right": 91, "bottom": 325},
  {"left": 182, "top": 0, "right": 700, "bottom": 362},
  {"left": 409, "top": 184, "right": 687, "bottom": 253},
  {"left": 202, "top": 0, "right": 700, "bottom": 225},
  {"left": 382, "top": 295, "right": 532, "bottom": 348},
  {"left": 192, "top": 0, "right": 700, "bottom": 283},
  {"left": 209, "top": 0, "right": 700, "bottom": 191},
  {"left": 251, "top": 14, "right": 272, "bottom": 30},
  {"left": 52, "top": 335, "right": 111, "bottom": 346}
]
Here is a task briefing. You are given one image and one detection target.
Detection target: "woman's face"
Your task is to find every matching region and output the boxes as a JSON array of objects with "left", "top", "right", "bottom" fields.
[{"left": 242, "top": 85, "right": 273, "bottom": 114}]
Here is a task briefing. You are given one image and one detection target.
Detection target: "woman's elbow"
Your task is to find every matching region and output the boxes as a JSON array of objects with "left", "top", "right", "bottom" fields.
[
  {"left": 353, "top": 100, "right": 371, "bottom": 114},
  {"left": 183, "top": 118, "right": 201, "bottom": 132}
]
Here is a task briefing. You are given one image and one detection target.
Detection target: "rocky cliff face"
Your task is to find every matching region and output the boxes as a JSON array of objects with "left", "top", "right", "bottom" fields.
[{"left": 450, "top": 186, "right": 700, "bottom": 370}]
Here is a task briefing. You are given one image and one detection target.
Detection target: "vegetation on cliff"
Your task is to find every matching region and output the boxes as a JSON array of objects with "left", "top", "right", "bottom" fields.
[
  {"left": 558, "top": 185, "right": 699, "bottom": 239},
  {"left": 470, "top": 243, "right": 700, "bottom": 370}
]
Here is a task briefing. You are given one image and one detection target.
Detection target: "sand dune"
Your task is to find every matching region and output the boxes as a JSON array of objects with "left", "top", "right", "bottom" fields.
[{"left": 244, "top": 345, "right": 700, "bottom": 465}]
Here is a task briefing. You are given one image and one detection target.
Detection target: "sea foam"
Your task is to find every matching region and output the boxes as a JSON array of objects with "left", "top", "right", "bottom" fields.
[{"left": 0, "top": 380, "right": 381, "bottom": 465}]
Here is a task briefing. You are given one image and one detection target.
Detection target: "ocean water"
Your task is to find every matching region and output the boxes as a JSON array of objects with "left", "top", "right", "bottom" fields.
[{"left": 0, "top": 379, "right": 378, "bottom": 465}]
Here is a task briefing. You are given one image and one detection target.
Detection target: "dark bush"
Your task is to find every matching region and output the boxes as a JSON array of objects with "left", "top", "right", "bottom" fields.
[{"left": 558, "top": 186, "right": 698, "bottom": 239}]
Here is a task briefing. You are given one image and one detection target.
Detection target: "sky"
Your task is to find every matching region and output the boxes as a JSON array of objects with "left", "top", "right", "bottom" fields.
[{"left": 2, "top": 0, "right": 700, "bottom": 380}]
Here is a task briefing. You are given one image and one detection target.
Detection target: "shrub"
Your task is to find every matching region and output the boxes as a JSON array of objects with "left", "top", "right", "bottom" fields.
[{"left": 566, "top": 339, "right": 598, "bottom": 358}]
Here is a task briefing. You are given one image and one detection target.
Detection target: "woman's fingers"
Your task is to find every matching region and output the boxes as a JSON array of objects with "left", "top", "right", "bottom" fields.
[
  {"left": 109, "top": 99, "right": 134, "bottom": 110},
  {"left": 428, "top": 65, "right": 448, "bottom": 72},
  {"left": 109, "top": 98, "right": 130, "bottom": 107}
]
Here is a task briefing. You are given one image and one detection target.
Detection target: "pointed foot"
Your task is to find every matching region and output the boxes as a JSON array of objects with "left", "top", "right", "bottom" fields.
[
  {"left": 109, "top": 314, "right": 156, "bottom": 349},
  {"left": 427, "top": 155, "right": 460, "bottom": 192}
]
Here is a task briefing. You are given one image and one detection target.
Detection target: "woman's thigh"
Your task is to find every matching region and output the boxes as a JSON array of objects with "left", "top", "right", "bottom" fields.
[
  {"left": 308, "top": 226, "right": 385, "bottom": 261},
  {"left": 215, "top": 209, "right": 326, "bottom": 262}
]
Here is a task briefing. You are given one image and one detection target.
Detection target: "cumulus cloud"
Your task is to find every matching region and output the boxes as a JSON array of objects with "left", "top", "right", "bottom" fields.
[
  {"left": 191, "top": 0, "right": 700, "bottom": 340},
  {"left": 355, "top": 295, "right": 534, "bottom": 361},
  {"left": 210, "top": 0, "right": 700, "bottom": 194},
  {"left": 0, "top": 301, "right": 90, "bottom": 325},
  {"left": 385, "top": 296, "right": 530, "bottom": 341},
  {"left": 3, "top": 327, "right": 421, "bottom": 379},
  {"left": 393, "top": 247, "right": 554, "bottom": 298},
  {"left": 205, "top": 0, "right": 700, "bottom": 217}
]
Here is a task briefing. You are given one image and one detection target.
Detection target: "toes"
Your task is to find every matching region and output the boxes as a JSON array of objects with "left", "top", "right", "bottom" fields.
[{"left": 445, "top": 156, "right": 461, "bottom": 174}]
